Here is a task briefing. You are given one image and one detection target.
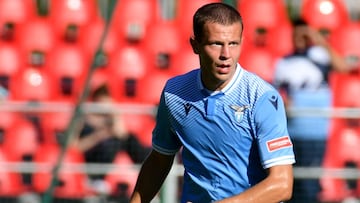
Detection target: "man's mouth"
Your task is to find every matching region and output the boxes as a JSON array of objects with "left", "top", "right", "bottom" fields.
[{"left": 217, "top": 64, "right": 230, "bottom": 68}]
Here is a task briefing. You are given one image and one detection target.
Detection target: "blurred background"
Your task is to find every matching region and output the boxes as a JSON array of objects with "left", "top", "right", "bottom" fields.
[{"left": 0, "top": 0, "right": 360, "bottom": 202}]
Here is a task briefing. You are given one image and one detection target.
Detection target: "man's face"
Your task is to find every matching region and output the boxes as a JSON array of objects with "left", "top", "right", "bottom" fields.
[
  {"left": 293, "top": 25, "right": 312, "bottom": 53},
  {"left": 191, "top": 22, "right": 243, "bottom": 91}
]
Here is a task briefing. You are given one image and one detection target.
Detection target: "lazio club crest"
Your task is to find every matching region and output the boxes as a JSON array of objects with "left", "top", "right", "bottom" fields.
[{"left": 230, "top": 105, "right": 250, "bottom": 123}]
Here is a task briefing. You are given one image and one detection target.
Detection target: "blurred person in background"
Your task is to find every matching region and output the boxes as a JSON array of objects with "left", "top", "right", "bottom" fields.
[
  {"left": 0, "top": 85, "right": 8, "bottom": 100},
  {"left": 130, "top": 3, "right": 295, "bottom": 203},
  {"left": 74, "top": 84, "right": 151, "bottom": 197},
  {"left": 273, "top": 18, "right": 353, "bottom": 203}
]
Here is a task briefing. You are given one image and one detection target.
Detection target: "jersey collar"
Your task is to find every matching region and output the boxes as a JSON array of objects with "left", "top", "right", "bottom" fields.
[{"left": 198, "top": 63, "right": 243, "bottom": 96}]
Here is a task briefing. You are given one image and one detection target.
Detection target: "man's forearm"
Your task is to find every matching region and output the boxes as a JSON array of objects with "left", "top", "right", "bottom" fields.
[
  {"left": 130, "top": 150, "right": 175, "bottom": 203},
  {"left": 216, "top": 165, "right": 293, "bottom": 203}
]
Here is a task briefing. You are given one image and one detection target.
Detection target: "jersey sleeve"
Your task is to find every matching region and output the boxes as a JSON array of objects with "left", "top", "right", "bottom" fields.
[
  {"left": 253, "top": 90, "right": 295, "bottom": 169},
  {"left": 152, "top": 90, "right": 182, "bottom": 155}
]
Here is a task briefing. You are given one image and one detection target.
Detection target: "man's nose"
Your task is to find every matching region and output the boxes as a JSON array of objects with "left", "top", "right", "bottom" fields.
[{"left": 220, "top": 45, "right": 230, "bottom": 59}]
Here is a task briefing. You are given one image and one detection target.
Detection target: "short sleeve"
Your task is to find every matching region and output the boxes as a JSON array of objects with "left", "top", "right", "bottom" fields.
[
  {"left": 253, "top": 90, "right": 295, "bottom": 169},
  {"left": 152, "top": 91, "right": 182, "bottom": 155}
]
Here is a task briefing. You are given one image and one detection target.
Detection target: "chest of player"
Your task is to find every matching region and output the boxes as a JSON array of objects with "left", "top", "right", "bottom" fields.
[{"left": 169, "top": 96, "right": 254, "bottom": 150}]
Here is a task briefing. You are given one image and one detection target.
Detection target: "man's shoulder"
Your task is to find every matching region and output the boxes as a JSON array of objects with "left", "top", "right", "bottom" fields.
[
  {"left": 241, "top": 69, "right": 274, "bottom": 90},
  {"left": 236, "top": 69, "right": 277, "bottom": 102},
  {"left": 166, "top": 69, "right": 199, "bottom": 89}
]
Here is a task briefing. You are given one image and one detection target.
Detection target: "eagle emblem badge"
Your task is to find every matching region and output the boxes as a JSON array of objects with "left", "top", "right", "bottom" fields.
[{"left": 230, "top": 105, "right": 250, "bottom": 123}]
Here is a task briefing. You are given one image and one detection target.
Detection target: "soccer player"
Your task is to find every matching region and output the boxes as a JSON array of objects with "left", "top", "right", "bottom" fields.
[{"left": 130, "top": 3, "right": 295, "bottom": 203}]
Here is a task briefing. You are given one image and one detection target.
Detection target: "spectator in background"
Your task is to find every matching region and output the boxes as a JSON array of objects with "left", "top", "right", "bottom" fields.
[
  {"left": 74, "top": 84, "right": 151, "bottom": 196},
  {"left": 273, "top": 18, "right": 353, "bottom": 203},
  {"left": 0, "top": 85, "right": 9, "bottom": 100}
]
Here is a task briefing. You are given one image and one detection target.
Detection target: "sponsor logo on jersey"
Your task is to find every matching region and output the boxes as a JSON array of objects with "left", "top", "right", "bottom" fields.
[{"left": 266, "top": 136, "right": 292, "bottom": 152}]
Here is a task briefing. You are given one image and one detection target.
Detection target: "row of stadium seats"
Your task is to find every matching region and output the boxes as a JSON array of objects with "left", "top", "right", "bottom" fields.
[
  {"left": 0, "top": 111, "right": 153, "bottom": 200},
  {"left": 0, "top": 0, "right": 359, "bottom": 103},
  {"left": 1, "top": 0, "right": 360, "bottom": 201},
  {"left": 0, "top": 110, "right": 154, "bottom": 153},
  {"left": 319, "top": 73, "right": 360, "bottom": 201},
  {"left": 1, "top": 20, "right": 359, "bottom": 103},
  {"left": 0, "top": 143, "right": 138, "bottom": 201}
]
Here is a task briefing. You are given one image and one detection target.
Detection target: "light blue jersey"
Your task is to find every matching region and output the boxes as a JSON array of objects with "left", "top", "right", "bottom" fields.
[{"left": 153, "top": 64, "right": 295, "bottom": 203}]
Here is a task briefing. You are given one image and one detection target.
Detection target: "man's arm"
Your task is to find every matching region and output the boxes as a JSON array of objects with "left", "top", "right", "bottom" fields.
[
  {"left": 216, "top": 164, "right": 294, "bottom": 203},
  {"left": 306, "top": 26, "right": 351, "bottom": 72},
  {"left": 130, "top": 150, "right": 176, "bottom": 203}
]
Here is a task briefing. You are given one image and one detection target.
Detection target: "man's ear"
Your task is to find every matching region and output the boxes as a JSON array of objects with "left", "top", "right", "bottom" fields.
[{"left": 189, "top": 37, "right": 199, "bottom": 54}]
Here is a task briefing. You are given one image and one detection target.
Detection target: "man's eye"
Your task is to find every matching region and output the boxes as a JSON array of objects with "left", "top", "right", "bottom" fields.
[{"left": 210, "top": 42, "right": 222, "bottom": 47}]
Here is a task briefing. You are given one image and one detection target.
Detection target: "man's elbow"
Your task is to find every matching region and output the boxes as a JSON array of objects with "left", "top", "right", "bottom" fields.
[{"left": 279, "top": 180, "right": 293, "bottom": 201}]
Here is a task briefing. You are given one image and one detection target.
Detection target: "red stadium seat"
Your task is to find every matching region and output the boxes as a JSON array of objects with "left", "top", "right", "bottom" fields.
[
  {"left": 266, "top": 22, "right": 293, "bottom": 57},
  {"left": 0, "top": 148, "right": 27, "bottom": 197},
  {"left": 78, "top": 18, "right": 120, "bottom": 60},
  {"left": 9, "top": 68, "right": 56, "bottom": 101},
  {"left": 238, "top": 0, "right": 291, "bottom": 49},
  {"left": 32, "top": 144, "right": 91, "bottom": 199},
  {"left": 0, "top": 0, "right": 36, "bottom": 23},
  {"left": 300, "top": 0, "right": 350, "bottom": 35},
  {"left": 329, "top": 22, "right": 360, "bottom": 71},
  {"left": 111, "top": 0, "right": 161, "bottom": 42},
  {"left": 319, "top": 119, "right": 360, "bottom": 202},
  {"left": 175, "top": 0, "right": 221, "bottom": 42},
  {"left": 107, "top": 44, "right": 148, "bottom": 102},
  {"left": 122, "top": 114, "right": 155, "bottom": 147},
  {"left": 137, "top": 71, "right": 172, "bottom": 105},
  {"left": 0, "top": 0, "right": 37, "bottom": 42},
  {"left": 170, "top": 44, "right": 200, "bottom": 76},
  {"left": 41, "top": 111, "right": 73, "bottom": 145},
  {"left": 2, "top": 115, "right": 39, "bottom": 161},
  {"left": 0, "top": 42, "right": 23, "bottom": 91},
  {"left": 108, "top": 45, "right": 148, "bottom": 80},
  {"left": 49, "top": 0, "right": 100, "bottom": 42},
  {"left": 47, "top": 42, "right": 89, "bottom": 101},
  {"left": 330, "top": 73, "right": 360, "bottom": 107},
  {"left": 239, "top": 46, "right": 278, "bottom": 82},
  {"left": 89, "top": 69, "right": 109, "bottom": 93},
  {"left": 143, "top": 20, "right": 182, "bottom": 71},
  {"left": 15, "top": 17, "right": 55, "bottom": 67},
  {"left": 238, "top": 0, "right": 290, "bottom": 30},
  {"left": 0, "top": 112, "right": 18, "bottom": 132},
  {"left": 105, "top": 152, "right": 138, "bottom": 198},
  {"left": 0, "top": 42, "right": 22, "bottom": 75}
]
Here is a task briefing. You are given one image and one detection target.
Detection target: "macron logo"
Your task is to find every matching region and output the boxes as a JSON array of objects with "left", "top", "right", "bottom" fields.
[
  {"left": 266, "top": 136, "right": 292, "bottom": 152},
  {"left": 184, "top": 103, "right": 191, "bottom": 115},
  {"left": 268, "top": 95, "right": 278, "bottom": 110}
]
